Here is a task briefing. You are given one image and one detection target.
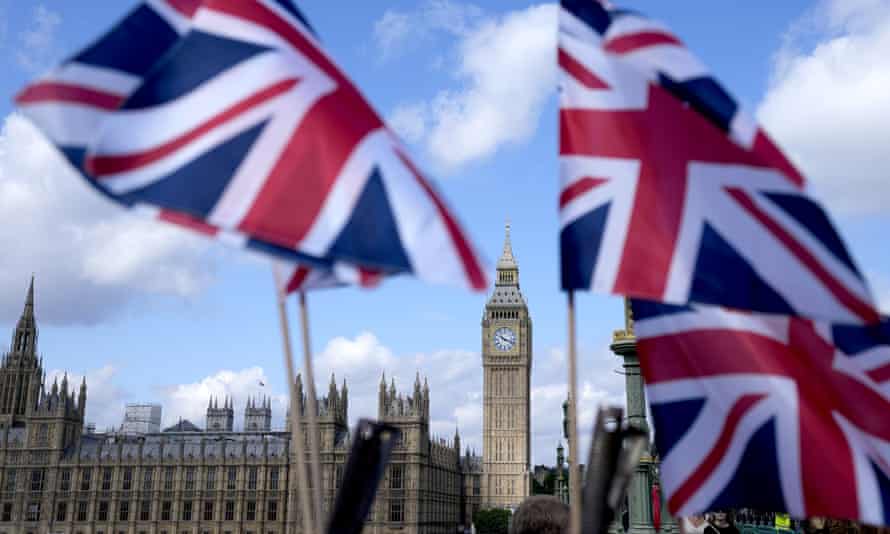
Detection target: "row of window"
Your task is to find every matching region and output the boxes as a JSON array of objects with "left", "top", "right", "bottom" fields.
[
  {"left": 386, "top": 465, "right": 460, "bottom": 494},
  {"left": 382, "top": 495, "right": 453, "bottom": 523},
  {"left": 2, "top": 499, "right": 280, "bottom": 522},
  {"left": 5, "top": 465, "right": 281, "bottom": 493}
]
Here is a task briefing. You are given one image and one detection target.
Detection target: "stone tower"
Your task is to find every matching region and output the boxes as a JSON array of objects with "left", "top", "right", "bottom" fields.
[
  {"left": 379, "top": 372, "right": 430, "bottom": 449},
  {"left": 2, "top": 278, "right": 85, "bottom": 451},
  {"left": 288, "top": 373, "right": 349, "bottom": 449},
  {"left": 0, "top": 277, "right": 45, "bottom": 429},
  {"left": 244, "top": 395, "right": 272, "bottom": 431},
  {"left": 481, "top": 223, "right": 532, "bottom": 508},
  {"left": 206, "top": 396, "right": 234, "bottom": 431},
  {"left": 612, "top": 298, "right": 675, "bottom": 534}
]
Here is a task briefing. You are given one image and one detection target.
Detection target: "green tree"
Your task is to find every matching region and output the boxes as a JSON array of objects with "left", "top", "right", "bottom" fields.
[
  {"left": 474, "top": 508, "right": 511, "bottom": 534},
  {"left": 532, "top": 471, "right": 557, "bottom": 495}
]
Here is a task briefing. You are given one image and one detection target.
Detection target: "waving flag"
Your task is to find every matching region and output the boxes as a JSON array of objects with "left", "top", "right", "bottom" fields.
[
  {"left": 15, "top": 0, "right": 201, "bottom": 172},
  {"left": 14, "top": 0, "right": 349, "bottom": 283},
  {"left": 273, "top": 261, "right": 382, "bottom": 293},
  {"left": 16, "top": 0, "right": 487, "bottom": 292},
  {"left": 632, "top": 300, "right": 890, "bottom": 525},
  {"left": 80, "top": 0, "right": 486, "bottom": 291},
  {"left": 558, "top": 0, "right": 877, "bottom": 324}
]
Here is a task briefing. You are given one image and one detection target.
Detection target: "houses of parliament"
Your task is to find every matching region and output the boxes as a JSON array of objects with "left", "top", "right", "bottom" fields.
[{"left": 0, "top": 227, "right": 532, "bottom": 534}]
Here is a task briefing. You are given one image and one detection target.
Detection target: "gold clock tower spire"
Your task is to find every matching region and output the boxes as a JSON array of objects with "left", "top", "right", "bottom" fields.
[{"left": 480, "top": 222, "right": 532, "bottom": 508}]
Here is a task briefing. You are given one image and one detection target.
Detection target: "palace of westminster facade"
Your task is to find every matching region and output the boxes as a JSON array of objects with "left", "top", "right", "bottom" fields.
[{"left": 0, "top": 227, "right": 533, "bottom": 534}]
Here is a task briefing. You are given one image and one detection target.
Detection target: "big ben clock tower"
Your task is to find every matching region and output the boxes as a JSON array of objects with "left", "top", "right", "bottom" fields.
[{"left": 481, "top": 223, "right": 532, "bottom": 508}]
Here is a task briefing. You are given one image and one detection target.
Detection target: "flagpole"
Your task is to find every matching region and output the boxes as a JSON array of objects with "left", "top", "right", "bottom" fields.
[
  {"left": 567, "top": 290, "right": 582, "bottom": 534},
  {"left": 298, "top": 291, "right": 325, "bottom": 529},
  {"left": 275, "top": 284, "right": 316, "bottom": 534}
]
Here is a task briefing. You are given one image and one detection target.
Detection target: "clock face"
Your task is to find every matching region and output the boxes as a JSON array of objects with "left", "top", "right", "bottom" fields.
[{"left": 493, "top": 327, "right": 516, "bottom": 351}]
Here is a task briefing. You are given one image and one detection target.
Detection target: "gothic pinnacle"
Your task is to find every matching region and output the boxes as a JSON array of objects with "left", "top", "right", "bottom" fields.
[
  {"left": 497, "top": 219, "right": 516, "bottom": 269},
  {"left": 24, "top": 275, "right": 34, "bottom": 316}
]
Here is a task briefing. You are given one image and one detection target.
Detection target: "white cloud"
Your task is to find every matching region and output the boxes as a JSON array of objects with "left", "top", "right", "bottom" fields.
[
  {"left": 0, "top": 114, "right": 217, "bottom": 325},
  {"left": 388, "top": 103, "right": 429, "bottom": 144},
  {"left": 373, "top": 0, "right": 483, "bottom": 59},
  {"left": 758, "top": 0, "right": 890, "bottom": 215},
  {"left": 314, "top": 331, "right": 397, "bottom": 379},
  {"left": 374, "top": 11, "right": 414, "bottom": 59},
  {"left": 159, "top": 366, "right": 286, "bottom": 430},
  {"left": 384, "top": 4, "right": 557, "bottom": 170},
  {"left": 147, "top": 330, "right": 624, "bottom": 465},
  {"left": 427, "top": 4, "right": 556, "bottom": 168},
  {"left": 17, "top": 5, "right": 61, "bottom": 73}
]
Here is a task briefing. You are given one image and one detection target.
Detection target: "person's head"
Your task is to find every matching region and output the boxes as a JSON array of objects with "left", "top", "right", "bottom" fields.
[
  {"left": 510, "top": 496, "right": 570, "bottom": 534},
  {"left": 805, "top": 518, "right": 827, "bottom": 533},
  {"left": 710, "top": 511, "right": 732, "bottom": 527}
]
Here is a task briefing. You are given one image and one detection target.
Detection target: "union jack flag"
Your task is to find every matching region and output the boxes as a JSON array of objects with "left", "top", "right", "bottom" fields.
[
  {"left": 632, "top": 300, "right": 890, "bottom": 525},
  {"left": 558, "top": 0, "right": 877, "bottom": 324},
  {"left": 15, "top": 0, "right": 201, "bottom": 172},
  {"left": 17, "top": 0, "right": 487, "bottom": 292},
  {"left": 273, "top": 260, "right": 382, "bottom": 293},
  {"left": 14, "top": 0, "right": 334, "bottom": 288}
]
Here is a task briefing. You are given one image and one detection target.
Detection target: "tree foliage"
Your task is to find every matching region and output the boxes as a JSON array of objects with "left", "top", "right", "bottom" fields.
[
  {"left": 532, "top": 471, "right": 557, "bottom": 495},
  {"left": 474, "top": 508, "right": 511, "bottom": 534}
]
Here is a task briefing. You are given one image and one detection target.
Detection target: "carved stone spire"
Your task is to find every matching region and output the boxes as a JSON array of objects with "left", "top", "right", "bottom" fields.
[
  {"left": 21, "top": 275, "right": 34, "bottom": 323},
  {"left": 11, "top": 276, "right": 37, "bottom": 356},
  {"left": 497, "top": 220, "right": 517, "bottom": 270}
]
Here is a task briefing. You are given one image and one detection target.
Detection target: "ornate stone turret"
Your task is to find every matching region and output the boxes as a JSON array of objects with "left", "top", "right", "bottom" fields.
[
  {"left": 327, "top": 373, "right": 340, "bottom": 417},
  {"left": 12, "top": 276, "right": 37, "bottom": 356},
  {"left": 379, "top": 375, "right": 431, "bottom": 463},
  {"left": 378, "top": 372, "right": 387, "bottom": 415},
  {"left": 556, "top": 442, "right": 568, "bottom": 503},
  {"left": 285, "top": 373, "right": 349, "bottom": 448},
  {"left": 379, "top": 375, "right": 429, "bottom": 419},
  {"left": 341, "top": 378, "right": 349, "bottom": 421},
  {"left": 78, "top": 377, "right": 87, "bottom": 418},
  {"left": 244, "top": 395, "right": 271, "bottom": 431},
  {"left": 0, "top": 279, "right": 86, "bottom": 449},
  {"left": 206, "top": 396, "right": 234, "bottom": 432},
  {"left": 0, "top": 278, "right": 46, "bottom": 428}
]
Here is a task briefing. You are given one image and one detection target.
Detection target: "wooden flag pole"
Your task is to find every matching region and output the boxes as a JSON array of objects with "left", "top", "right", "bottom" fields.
[
  {"left": 567, "top": 290, "right": 582, "bottom": 534},
  {"left": 298, "top": 291, "right": 325, "bottom": 530},
  {"left": 275, "top": 285, "right": 316, "bottom": 534}
]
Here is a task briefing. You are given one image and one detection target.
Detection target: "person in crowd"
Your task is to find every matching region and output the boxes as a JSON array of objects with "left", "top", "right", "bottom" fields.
[
  {"left": 704, "top": 510, "right": 740, "bottom": 534},
  {"left": 804, "top": 517, "right": 830, "bottom": 534},
  {"left": 510, "top": 495, "right": 570, "bottom": 534},
  {"left": 681, "top": 515, "right": 709, "bottom": 534}
]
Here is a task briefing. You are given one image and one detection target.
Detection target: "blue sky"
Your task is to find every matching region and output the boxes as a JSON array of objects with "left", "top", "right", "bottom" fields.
[{"left": 1, "top": 0, "right": 889, "bottom": 465}]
